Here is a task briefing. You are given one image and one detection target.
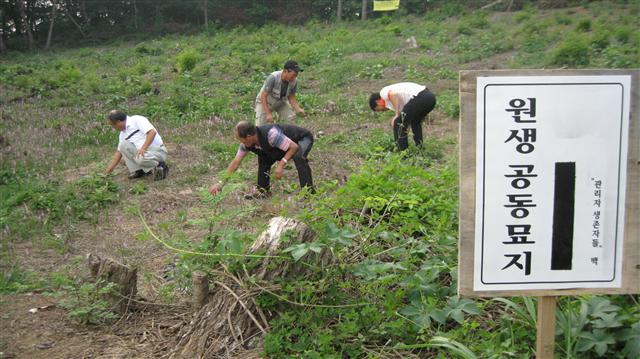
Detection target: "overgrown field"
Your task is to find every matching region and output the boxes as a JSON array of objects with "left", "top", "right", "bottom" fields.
[{"left": 1, "top": 2, "right": 639, "bottom": 358}]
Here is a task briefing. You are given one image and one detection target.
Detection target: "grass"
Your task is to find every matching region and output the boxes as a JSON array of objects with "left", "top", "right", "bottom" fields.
[{"left": 1, "top": 2, "right": 639, "bottom": 358}]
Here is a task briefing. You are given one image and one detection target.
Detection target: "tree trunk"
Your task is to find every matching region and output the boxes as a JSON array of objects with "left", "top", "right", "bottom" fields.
[
  {"left": 133, "top": 0, "right": 139, "bottom": 30},
  {"left": 0, "top": 8, "right": 7, "bottom": 54},
  {"left": 155, "top": 2, "right": 161, "bottom": 31},
  {"left": 361, "top": 0, "right": 367, "bottom": 20},
  {"left": 87, "top": 254, "right": 138, "bottom": 314},
  {"left": 45, "top": 1, "right": 56, "bottom": 51},
  {"left": 337, "top": 0, "right": 343, "bottom": 21},
  {"left": 171, "top": 217, "right": 327, "bottom": 358},
  {"left": 80, "top": 0, "right": 89, "bottom": 25},
  {"left": 203, "top": 0, "right": 208, "bottom": 27},
  {"left": 17, "top": 0, "right": 34, "bottom": 50},
  {"left": 64, "top": 7, "right": 87, "bottom": 38}
]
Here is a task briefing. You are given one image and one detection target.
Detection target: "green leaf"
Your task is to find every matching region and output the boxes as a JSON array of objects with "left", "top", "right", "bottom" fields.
[
  {"left": 591, "top": 312, "right": 623, "bottom": 329},
  {"left": 577, "top": 329, "right": 615, "bottom": 356},
  {"left": 324, "top": 222, "right": 356, "bottom": 246},
  {"left": 618, "top": 322, "right": 640, "bottom": 358},
  {"left": 430, "top": 308, "right": 448, "bottom": 324},
  {"left": 352, "top": 260, "right": 407, "bottom": 280},
  {"left": 283, "top": 242, "right": 325, "bottom": 262},
  {"left": 443, "top": 296, "right": 481, "bottom": 324},
  {"left": 399, "top": 303, "right": 432, "bottom": 328},
  {"left": 586, "top": 297, "right": 620, "bottom": 316}
]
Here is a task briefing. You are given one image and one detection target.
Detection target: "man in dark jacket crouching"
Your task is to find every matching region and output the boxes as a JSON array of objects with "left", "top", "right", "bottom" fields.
[{"left": 209, "top": 121, "right": 314, "bottom": 198}]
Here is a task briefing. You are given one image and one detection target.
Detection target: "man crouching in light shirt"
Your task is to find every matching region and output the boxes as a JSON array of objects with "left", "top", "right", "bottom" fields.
[{"left": 104, "top": 109, "right": 169, "bottom": 180}]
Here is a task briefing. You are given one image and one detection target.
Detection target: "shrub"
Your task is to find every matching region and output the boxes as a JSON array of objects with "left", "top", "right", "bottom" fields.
[
  {"left": 0, "top": 268, "right": 45, "bottom": 294},
  {"left": 378, "top": 16, "right": 392, "bottom": 25},
  {"left": 358, "top": 63, "right": 385, "bottom": 79},
  {"left": 457, "top": 24, "right": 473, "bottom": 35},
  {"left": 56, "top": 279, "right": 119, "bottom": 325},
  {"left": 576, "top": 19, "right": 592, "bottom": 32},
  {"left": 175, "top": 49, "right": 201, "bottom": 72},
  {"left": 591, "top": 31, "right": 610, "bottom": 51},
  {"left": 437, "top": 91, "right": 459, "bottom": 119},
  {"left": 129, "top": 182, "right": 148, "bottom": 195},
  {"left": 603, "top": 45, "right": 639, "bottom": 68},
  {"left": 133, "top": 61, "right": 148, "bottom": 75},
  {"left": 468, "top": 11, "right": 489, "bottom": 29},
  {"left": 555, "top": 12, "right": 572, "bottom": 25},
  {"left": 514, "top": 11, "right": 531, "bottom": 23},
  {"left": 614, "top": 26, "right": 632, "bottom": 43},
  {"left": 384, "top": 24, "right": 402, "bottom": 36},
  {"left": 58, "top": 62, "right": 82, "bottom": 82},
  {"left": 551, "top": 37, "right": 591, "bottom": 67}
]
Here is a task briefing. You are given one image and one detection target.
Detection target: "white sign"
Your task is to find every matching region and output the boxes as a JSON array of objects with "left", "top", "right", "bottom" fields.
[{"left": 474, "top": 76, "right": 631, "bottom": 291}]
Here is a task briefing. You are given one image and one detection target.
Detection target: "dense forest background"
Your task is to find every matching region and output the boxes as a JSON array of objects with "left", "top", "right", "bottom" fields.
[{"left": 0, "top": 0, "right": 618, "bottom": 53}]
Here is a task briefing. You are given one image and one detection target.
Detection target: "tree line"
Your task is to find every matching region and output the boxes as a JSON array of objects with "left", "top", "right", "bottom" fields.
[{"left": 0, "top": 0, "right": 601, "bottom": 54}]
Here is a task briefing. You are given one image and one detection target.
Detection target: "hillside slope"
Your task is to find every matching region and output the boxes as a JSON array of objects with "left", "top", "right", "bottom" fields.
[{"left": 1, "top": 3, "right": 639, "bottom": 358}]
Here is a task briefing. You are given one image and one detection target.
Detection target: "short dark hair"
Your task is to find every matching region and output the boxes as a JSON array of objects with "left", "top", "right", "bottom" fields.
[
  {"left": 108, "top": 110, "right": 127, "bottom": 122},
  {"left": 236, "top": 121, "right": 257, "bottom": 138},
  {"left": 369, "top": 93, "right": 381, "bottom": 111},
  {"left": 283, "top": 60, "right": 303, "bottom": 73}
]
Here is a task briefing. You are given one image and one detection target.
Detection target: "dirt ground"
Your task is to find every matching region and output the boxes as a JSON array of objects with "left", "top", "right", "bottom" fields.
[{"left": 0, "top": 292, "right": 187, "bottom": 359}]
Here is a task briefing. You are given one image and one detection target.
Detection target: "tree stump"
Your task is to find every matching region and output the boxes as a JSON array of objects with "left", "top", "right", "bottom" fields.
[
  {"left": 171, "top": 217, "right": 324, "bottom": 358},
  {"left": 192, "top": 271, "right": 209, "bottom": 311},
  {"left": 86, "top": 253, "right": 137, "bottom": 314}
]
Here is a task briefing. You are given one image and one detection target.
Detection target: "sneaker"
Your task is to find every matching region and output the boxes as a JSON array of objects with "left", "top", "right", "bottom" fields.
[
  {"left": 243, "top": 189, "right": 271, "bottom": 200},
  {"left": 128, "top": 169, "right": 149, "bottom": 180},
  {"left": 154, "top": 161, "right": 169, "bottom": 181},
  {"left": 162, "top": 162, "right": 169, "bottom": 178}
]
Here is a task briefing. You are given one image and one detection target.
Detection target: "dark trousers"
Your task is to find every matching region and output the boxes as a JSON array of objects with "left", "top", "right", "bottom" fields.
[
  {"left": 257, "top": 136, "right": 314, "bottom": 192},
  {"left": 394, "top": 89, "right": 436, "bottom": 151}
]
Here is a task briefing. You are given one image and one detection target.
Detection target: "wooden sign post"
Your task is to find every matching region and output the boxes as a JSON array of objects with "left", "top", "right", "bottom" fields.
[
  {"left": 536, "top": 296, "right": 556, "bottom": 359},
  {"left": 458, "top": 70, "right": 639, "bottom": 358}
]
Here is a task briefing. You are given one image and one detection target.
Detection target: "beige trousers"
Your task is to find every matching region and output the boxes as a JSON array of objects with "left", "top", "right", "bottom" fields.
[
  {"left": 118, "top": 141, "right": 168, "bottom": 173},
  {"left": 254, "top": 99, "right": 296, "bottom": 125}
]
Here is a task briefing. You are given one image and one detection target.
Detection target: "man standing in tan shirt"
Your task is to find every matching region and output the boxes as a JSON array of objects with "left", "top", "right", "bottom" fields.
[{"left": 255, "top": 60, "right": 306, "bottom": 125}]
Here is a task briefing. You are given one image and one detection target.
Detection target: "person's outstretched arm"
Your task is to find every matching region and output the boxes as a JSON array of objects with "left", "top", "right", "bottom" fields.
[
  {"left": 209, "top": 154, "right": 244, "bottom": 195},
  {"left": 104, "top": 151, "right": 123, "bottom": 175},
  {"left": 288, "top": 94, "right": 306, "bottom": 117}
]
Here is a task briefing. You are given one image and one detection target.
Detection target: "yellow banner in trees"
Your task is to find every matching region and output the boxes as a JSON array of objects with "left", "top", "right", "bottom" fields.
[{"left": 373, "top": 0, "right": 400, "bottom": 11}]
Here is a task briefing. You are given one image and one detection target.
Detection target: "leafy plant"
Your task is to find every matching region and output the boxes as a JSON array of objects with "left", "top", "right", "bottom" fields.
[
  {"left": 0, "top": 267, "right": 46, "bottom": 294},
  {"left": 576, "top": 19, "right": 592, "bottom": 32},
  {"left": 56, "top": 279, "right": 119, "bottom": 325},
  {"left": 358, "top": 63, "right": 385, "bottom": 79},
  {"left": 175, "top": 49, "right": 201, "bottom": 72},
  {"left": 614, "top": 26, "right": 632, "bottom": 43},
  {"left": 129, "top": 181, "right": 148, "bottom": 195},
  {"left": 556, "top": 296, "right": 638, "bottom": 358},
  {"left": 551, "top": 36, "right": 591, "bottom": 67},
  {"left": 437, "top": 90, "right": 460, "bottom": 119}
]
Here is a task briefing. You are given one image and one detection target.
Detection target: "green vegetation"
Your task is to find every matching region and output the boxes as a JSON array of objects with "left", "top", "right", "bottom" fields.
[
  {"left": 55, "top": 279, "right": 120, "bottom": 325},
  {"left": 1, "top": 2, "right": 638, "bottom": 357}
]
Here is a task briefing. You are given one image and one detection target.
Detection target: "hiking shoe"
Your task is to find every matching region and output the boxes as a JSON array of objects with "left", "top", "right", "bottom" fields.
[
  {"left": 128, "top": 169, "right": 150, "bottom": 180},
  {"left": 243, "top": 190, "right": 271, "bottom": 200},
  {"left": 154, "top": 161, "right": 169, "bottom": 181}
]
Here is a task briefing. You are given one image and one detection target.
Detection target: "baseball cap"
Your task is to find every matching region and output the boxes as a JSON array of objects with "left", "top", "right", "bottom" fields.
[{"left": 284, "top": 60, "right": 303, "bottom": 73}]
